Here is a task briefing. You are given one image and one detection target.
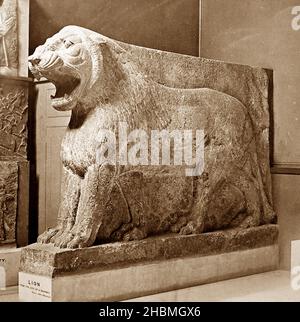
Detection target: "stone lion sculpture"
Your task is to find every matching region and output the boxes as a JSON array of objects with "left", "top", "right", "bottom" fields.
[{"left": 29, "top": 26, "right": 275, "bottom": 249}]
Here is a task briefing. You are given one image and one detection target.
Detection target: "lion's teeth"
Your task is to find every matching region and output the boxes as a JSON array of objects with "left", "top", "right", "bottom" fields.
[{"left": 64, "top": 94, "right": 69, "bottom": 100}]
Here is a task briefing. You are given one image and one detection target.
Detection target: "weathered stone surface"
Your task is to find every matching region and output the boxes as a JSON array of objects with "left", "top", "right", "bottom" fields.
[
  {"left": 19, "top": 245, "right": 279, "bottom": 302},
  {"left": 0, "top": 159, "right": 29, "bottom": 246},
  {"left": 18, "top": 0, "right": 30, "bottom": 77},
  {"left": 16, "top": 159, "right": 29, "bottom": 247},
  {"left": 119, "top": 42, "right": 273, "bottom": 207},
  {"left": 0, "top": 77, "right": 28, "bottom": 159},
  {"left": 0, "top": 161, "right": 18, "bottom": 243},
  {"left": 0, "top": 75, "right": 30, "bottom": 248},
  {"left": 20, "top": 224, "right": 278, "bottom": 277},
  {"left": 0, "top": 0, "right": 18, "bottom": 76},
  {"left": 28, "top": 26, "right": 275, "bottom": 250}
]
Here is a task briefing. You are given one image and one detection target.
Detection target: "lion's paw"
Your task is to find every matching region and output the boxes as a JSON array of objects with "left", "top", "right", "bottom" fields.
[
  {"left": 179, "top": 220, "right": 204, "bottom": 235},
  {"left": 66, "top": 234, "right": 93, "bottom": 249},
  {"left": 110, "top": 223, "right": 134, "bottom": 242},
  {"left": 53, "top": 232, "right": 74, "bottom": 248},
  {"left": 37, "top": 228, "right": 60, "bottom": 244},
  {"left": 51, "top": 230, "right": 69, "bottom": 246},
  {"left": 170, "top": 217, "right": 188, "bottom": 233},
  {"left": 53, "top": 231, "right": 94, "bottom": 249},
  {"left": 66, "top": 237, "right": 84, "bottom": 249},
  {"left": 123, "top": 227, "right": 147, "bottom": 242}
]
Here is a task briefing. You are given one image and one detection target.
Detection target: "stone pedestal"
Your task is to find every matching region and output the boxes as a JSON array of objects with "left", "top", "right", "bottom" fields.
[
  {"left": 0, "top": 0, "right": 32, "bottom": 289},
  {"left": 291, "top": 240, "right": 300, "bottom": 269},
  {"left": 0, "top": 76, "right": 31, "bottom": 247},
  {"left": 291, "top": 240, "right": 300, "bottom": 277},
  {"left": 0, "top": 76, "right": 32, "bottom": 286},
  {"left": 290, "top": 240, "right": 300, "bottom": 291},
  {"left": 19, "top": 225, "right": 279, "bottom": 302},
  {"left": 0, "top": 245, "right": 21, "bottom": 288}
]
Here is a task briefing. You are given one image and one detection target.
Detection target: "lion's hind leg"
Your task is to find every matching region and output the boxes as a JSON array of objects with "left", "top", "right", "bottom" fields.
[
  {"left": 228, "top": 176, "right": 261, "bottom": 230},
  {"left": 180, "top": 180, "right": 247, "bottom": 235}
]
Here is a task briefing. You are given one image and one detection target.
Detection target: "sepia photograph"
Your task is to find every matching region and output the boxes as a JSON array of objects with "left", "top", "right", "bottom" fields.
[{"left": 0, "top": 0, "right": 299, "bottom": 309}]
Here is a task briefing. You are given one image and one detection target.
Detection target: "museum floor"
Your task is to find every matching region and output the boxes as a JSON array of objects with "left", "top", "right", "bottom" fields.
[{"left": 0, "top": 270, "right": 299, "bottom": 302}]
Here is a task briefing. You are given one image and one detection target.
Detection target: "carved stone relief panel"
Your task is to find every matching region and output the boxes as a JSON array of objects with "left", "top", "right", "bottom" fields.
[
  {"left": 0, "top": 80, "right": 28, "bottom": 159},
  {"left": 0, "top": 0, "right": 18, "bottom": 75},
  {"left": 0, "top": 161, "right": 18, "bottom": 243}
]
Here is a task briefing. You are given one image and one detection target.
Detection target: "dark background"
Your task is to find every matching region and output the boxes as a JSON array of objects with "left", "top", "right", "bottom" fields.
[{"left": 29, "top": 0, "right": 199, "bottom": 56}]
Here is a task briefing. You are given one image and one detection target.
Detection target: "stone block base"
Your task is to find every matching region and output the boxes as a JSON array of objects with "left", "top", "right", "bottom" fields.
[
  {"left": 19, "top": 225, "right": 279, "bottom": 302},
  {"left": 0, "top": 245, "right": 21, "bottom": 288}
]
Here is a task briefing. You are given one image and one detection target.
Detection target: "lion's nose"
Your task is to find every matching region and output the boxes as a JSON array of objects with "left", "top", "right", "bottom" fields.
[{"left": 29, "top": 57, "right": 41, "bottom": 66}]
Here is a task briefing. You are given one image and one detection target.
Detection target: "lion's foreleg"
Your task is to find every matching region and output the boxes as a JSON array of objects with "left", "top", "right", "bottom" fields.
[
  {"left": 38, "top": 167, "right": 81, "bottom": 244},
  {"left": 56, "top": 164, "right": 116, "bottom": 249}
]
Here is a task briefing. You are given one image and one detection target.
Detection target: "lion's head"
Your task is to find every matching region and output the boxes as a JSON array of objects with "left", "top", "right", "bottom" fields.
[{"left": 29, "top": 26, "right": 107, "bottom": 111}]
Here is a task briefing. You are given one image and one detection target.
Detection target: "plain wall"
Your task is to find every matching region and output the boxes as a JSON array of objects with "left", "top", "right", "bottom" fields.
[
  {"left": 201, "top": 0, "right": 300, "bottom": 166},
  {"left": 29, "top": 0, "right": 199, "bottom": 56},
  {"left": 200, "top": 0, "right": 300, "bottom": 269}
]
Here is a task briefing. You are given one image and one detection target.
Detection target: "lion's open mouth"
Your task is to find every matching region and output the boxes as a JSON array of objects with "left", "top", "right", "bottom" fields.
[{"left": 49, "top": 73, "right": 81, "bottom": 110}]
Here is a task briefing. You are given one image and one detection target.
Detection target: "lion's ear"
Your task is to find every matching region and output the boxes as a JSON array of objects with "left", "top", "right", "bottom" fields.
[
  {"left": 89, "top": 34, "right": 107, "bottom": 47},
  {"left": 86, "top": 35, "right": 107, "bottom": 89}
]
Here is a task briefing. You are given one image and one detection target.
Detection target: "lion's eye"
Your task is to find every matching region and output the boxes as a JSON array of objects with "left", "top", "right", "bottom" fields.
[
  {"left": 63, "top": 39, "right": 74, "bottom": 49},
  {"left": 49, "top": 45, "right": 57, "bottom": 51}
]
